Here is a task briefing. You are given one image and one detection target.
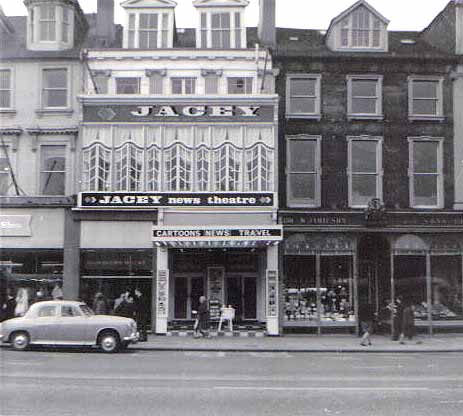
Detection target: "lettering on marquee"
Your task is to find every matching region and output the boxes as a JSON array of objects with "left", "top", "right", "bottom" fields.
[{"left": 130, "top": 105, "right": 261, "bottom": 118}]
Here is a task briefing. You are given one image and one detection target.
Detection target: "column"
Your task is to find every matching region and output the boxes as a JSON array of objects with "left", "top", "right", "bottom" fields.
[
  {"left": 63, "top": 209, "right": 80, "bottom": 300},
  {"left": 155, "top": 246, "right": 169, "bottom": 335},
  {"left": 426, "top": 251, "right": 433, "bottom": 336},
  {"left": 266, "top": 244, "right": 279, "bottom": 336}
]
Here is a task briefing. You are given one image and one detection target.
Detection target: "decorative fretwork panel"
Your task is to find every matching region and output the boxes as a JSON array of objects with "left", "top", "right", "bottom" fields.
[
  {"left": 114, "top": 143, "right": 143, "bottom": 191},
  {"left": 82, "top": 143, "right": 111, "bottom": 191}
]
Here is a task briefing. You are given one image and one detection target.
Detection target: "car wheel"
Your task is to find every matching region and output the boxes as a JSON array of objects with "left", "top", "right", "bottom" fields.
[
  {"left": 99, "top": 331, "right": 120, "bottom": 353},
  {"left": 11, "top": 332, "right": 30, "bottom": 351}
]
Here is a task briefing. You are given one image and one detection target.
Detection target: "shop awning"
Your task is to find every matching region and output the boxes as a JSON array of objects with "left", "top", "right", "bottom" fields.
[{"left": 152, "top": 226, "right": 282, "bottom": 248}]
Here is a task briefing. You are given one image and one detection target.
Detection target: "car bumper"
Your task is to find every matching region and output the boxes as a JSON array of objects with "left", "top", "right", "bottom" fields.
[{"left": 123, "top": 332, "right": 139, "bottom": 344}]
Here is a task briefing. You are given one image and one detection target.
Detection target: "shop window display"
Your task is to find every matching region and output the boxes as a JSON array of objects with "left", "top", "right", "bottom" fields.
[
  {"left": 0, "top": 250, "right": 63, "bottom": 316},
  {"left": 431, "top": 256, "right": 463, "bottom": 321}
]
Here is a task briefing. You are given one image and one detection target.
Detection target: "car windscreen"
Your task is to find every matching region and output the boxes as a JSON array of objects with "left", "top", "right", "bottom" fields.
[{"left": 79, "top": 304, "right": 95, "bottom": 316}]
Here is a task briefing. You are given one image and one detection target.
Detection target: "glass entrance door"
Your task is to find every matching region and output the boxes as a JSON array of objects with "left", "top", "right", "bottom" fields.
[
  {"left": 174, "top": 274, "right": 205, "bottom": 319},
  {"left": 226, "top": 275, "right": 257, "bottom": 321}
]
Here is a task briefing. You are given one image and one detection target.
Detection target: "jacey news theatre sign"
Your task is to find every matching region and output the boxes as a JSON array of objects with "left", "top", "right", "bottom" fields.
[{"left": 78, "top": 192, "right": 275, "bottom": 209}]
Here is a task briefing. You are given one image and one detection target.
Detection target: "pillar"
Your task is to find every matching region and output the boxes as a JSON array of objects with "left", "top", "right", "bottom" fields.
[
  {"left": 63, "top": 208, "right": 80, "bottom": 300},
  {"left": 266, "top": 244, "right": 279, "bottom": 335},
  {"left": 426, "top": 251, "right": 433, "bottom": 336},
  {"left": 155, "top": 247, "right": 169, "bottom": 334}
]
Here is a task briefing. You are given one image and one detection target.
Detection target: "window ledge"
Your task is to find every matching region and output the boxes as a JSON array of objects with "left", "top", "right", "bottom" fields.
[
  {"left": 409, "top": 116, "right": 445, "bottom": 122},
  {"left": 0, "top": 109, "right": 16, "bottom": 115},
  {"left": 411, "top": 205, "right": 444, "bottom": 210},
  {"left": 347, "top": 114, "right": 383, "bottom": 121},
  {"left": 287, "top": 203, "right": 321, "bottom": 209},
  {"left": 286, "top": 114, "right": 322, "bottom": 121},
  {"left": 36, "top": 108, "right": 74, "bottom": 117}
]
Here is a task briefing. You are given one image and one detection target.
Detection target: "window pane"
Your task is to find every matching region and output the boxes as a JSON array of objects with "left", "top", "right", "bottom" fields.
[
  {"left": 140, "top": 13, "right": 157, "bottom": 29},
  {"left": 44, "top": 90, "right": 67, "bottom": 107},
  {"left": 201, "top": 13, "right": 207, "bottom": 29},
  {"left": 352, "top": 175, "right": 376, "bottom": 205},
  {"left": 44, "top": 69, "right": 67, "bottom": 88},
  {"left": 0, "top": 91, "right": 11, "bottom": 108},
  {"left": 291, "top": 79, "right": 316, "bottom": 96},
  {"left": 41, "top": 146, "right": 66, "bottom": 195},
  {"left": 413, "top": 81, "right": 438, "bottom": 99},
  {"left": 211, "top": 14, "right": 221, "bottom": 28},
  {"left": 352, "top": 141, "right": 377, "bottom": 173},
  {"left": 414, "top": 175, "right": 438, "bottom": 206},
  {"left": 0, "top": 158, "right": 10, "bottom": 195},
  {"left": 414, "top": 142, "right": 438, "bottom": 173},
  {"left": 412, "top": 99, "right": 437, "bottom": 115},
  {"left": 351, "top": 97, "right": 376, "bottom": 114},
  {"left": 129, "top": 14, "right": 135, "bottom": 29},
  {"left": 290, "top": 140, "right": 316, "bottom": 172},
  {"left": 0, "top": 70, "right": 11, "bottom": 89},
  {"left": 94, "top": 76, "right": 108, "bottom": 94},
  {"left": 290, "top": 174, "right": 316, "bottom": 201},
  {"left": 116, "top": 78, "right": 140, "bottom": 94},
  {"left": 172, "top": 78, "right": 182, "bottom": 94},
  {"left": 221, "top": 13, "right": 230, "bottom": 28},
  {"left": 228, "top": 77, "right": 252, "bottom": 94},
  {"left": 352, "top": 80, "right": 377, "bottom": 97},
  {"left": 41, "top": 146, "right": 66, "bottom": 171},
  {"left": 185, "top": 78, "right": 195, "bottom": 94},
  {"left": 290, "top": 97, "right": 315, "bottom": 114},
  {"left": 222, "top": 30, "right": 230, "bottom": 48}
]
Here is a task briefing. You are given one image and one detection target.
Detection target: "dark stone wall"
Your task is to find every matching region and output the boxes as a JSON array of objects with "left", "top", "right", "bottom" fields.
[
  {"left": 421, "top": 3, "right": 456, "bottom": 54},
  {"left": 276, "top": 57, "right": 454, "bottom": 211}
]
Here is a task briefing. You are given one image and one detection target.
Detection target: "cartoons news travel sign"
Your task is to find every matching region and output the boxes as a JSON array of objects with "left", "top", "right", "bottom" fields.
[
  {"left": 83, "top": 104, "right": 274, "bottom": 123},
  {"left": 78, "top": 192, "right": 275, "bottom": 209}
]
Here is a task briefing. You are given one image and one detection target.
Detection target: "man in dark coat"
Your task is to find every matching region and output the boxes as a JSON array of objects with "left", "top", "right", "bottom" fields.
[
  {"left": 1, "top": 288, "right": 16, "bottom": 322},
  {"left": 195, "top": 296, "right": 210, "bottom": 338},
  {"left": 133, "top": 288, "right": 148, "bottom": 342}
]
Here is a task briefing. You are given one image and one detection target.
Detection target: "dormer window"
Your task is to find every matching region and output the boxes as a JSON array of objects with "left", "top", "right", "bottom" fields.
[
  {"left": 340, "top": 8, "right": 382, "bottom": 48},
  {"left": 128, "top": 12, "right": 170, "bottom": 49},
  {"left": 121, "top": 0, "right": 175, "bottom": 49},
  {"left": 26, "top": 2, "right": 74, "bottom": 51},
  {"left": 326, "top": 1, "right": 389, "bottom": 53},
  {"left": 194, "top": 0, "right": 248, "bottom": 49},
  {"left": 199, "top": 11, "right": 244, "bottom": 48}
]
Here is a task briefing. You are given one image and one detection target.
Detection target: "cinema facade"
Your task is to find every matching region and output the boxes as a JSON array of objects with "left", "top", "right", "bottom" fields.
[{"left": 69, "top": 46, "right": 281, "bottom": 335}]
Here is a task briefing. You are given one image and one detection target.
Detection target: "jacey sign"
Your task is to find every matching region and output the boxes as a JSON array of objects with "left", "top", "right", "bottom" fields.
[
  {"left": 78, "top": 192, "right": 276, "bottom": 209},
  {"left": 83, "top": 104, "right": 274, "bottom": 123}
]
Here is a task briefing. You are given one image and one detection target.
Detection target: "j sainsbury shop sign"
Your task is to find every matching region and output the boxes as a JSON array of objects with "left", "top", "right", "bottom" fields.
[{"left": 83, "top": 104, "right": 274, "bottom": 123}]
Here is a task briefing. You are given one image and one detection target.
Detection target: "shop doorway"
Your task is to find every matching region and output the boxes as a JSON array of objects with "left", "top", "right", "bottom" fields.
[
  {"left": 358, "top": 235, "right": 391, "bottom": 316},
  {"left": 226, "top": 275, "right": 257, "bottom": 321},
  {"left": 174, "top": 274, "right": 205, "bottom": 319}
]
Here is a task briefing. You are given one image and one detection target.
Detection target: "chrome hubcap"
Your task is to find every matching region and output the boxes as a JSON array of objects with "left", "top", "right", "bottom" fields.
[
  {"left": 102, "top": 336, "right": 116, "bottom": 350},
  {"left": 14, "top": 335, "right": 27, "bottom": 347}
]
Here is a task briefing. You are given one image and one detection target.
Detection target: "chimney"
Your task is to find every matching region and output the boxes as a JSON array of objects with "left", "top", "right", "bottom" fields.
[
  {"left": 456, "top": 0, "right": 463, "bottom": 54},
  {"left": 96, "top": 0, "right": 115, "bottom": 46},
  {"left": 258, "top": 0, "right": 276, "bottom": 48}
]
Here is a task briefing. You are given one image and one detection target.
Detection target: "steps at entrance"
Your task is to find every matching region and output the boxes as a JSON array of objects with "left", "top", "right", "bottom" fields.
[
  {"left": 167, "top": 330, "right": 266, "bottom": 337},
  {"left": 167, "top": 320, "right": 266, "bottom": 337}
]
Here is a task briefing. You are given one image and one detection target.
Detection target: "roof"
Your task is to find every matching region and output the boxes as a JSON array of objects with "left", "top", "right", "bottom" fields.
[{"left": 273, "top": 28, "right": 455, "bottom": 61}]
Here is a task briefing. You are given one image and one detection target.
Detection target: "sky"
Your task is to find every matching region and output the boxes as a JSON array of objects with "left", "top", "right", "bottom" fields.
[{"left": 0, "top": 0, "right": 452, "bottom": 31}]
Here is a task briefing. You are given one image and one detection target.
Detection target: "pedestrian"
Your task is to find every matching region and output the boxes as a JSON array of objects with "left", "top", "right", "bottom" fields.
[
  {"left": 15, "top": 287, "right": 29, "bottom": 317},
  {"left": 391, "top": 296, "right": 403, "bottom": 341},
  {"left": 133, "top": 288, "right": 148, "bottom": 341},
  {"left": 194, "top": 295, "right": 210, "bottom": 338},
  {"left": 92, "top": 292, "right": 108, "bottom": 315},
  {"left": 400, "top": 301, "right": 419, "bottom": 344},
  {"left": 1, "top": 287, "right": 16, "bottom": 322},
  {"left": 358, "top": 302, "right": 375, "bottom": 346},
  {"left": 51, "top": 282, "right": 64, "bottom": 300},
  {"left": 114, "top": 292, "right": 134, "bottom": 319}
]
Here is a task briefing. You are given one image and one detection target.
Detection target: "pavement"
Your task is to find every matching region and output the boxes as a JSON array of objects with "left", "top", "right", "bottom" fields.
[{"left": 133, "top": 333, "right": 463, "bottom": 353}]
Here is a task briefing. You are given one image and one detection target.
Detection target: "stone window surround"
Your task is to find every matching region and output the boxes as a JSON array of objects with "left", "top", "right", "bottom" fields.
[
  {"left": 0, "top": 67, "right": 14, "bottom": 112},
  {"left": 346, "top": 135, "right": 383, "bottom": 209},
  {"left": 197, "top": 9, "right": 246, "bottom": 49},
  {"left": 124, "top": 10, "right": 174, "bottom": 49},
  {"left": 408, "top": 76, "right": 445, "bottom": 122},
  {"left": 408, "top": 136, "right": 444, "bottom": 210},
  {"left": 347, "top": 74, "right": 383, "bottom": 120},
  {"left": 285, "top": 74, "right": 322, "bottom": 120},
  {"left": 286, "top": 134, "right": 322, "bottom": 208}
]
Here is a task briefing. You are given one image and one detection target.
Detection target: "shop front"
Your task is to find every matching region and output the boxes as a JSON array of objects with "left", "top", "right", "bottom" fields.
[
  {"left": 0, "top": 204, "right": 71, "bottom": 310},
  {"left": 281, "top": 211, "right": 463, "bottom": 335}
]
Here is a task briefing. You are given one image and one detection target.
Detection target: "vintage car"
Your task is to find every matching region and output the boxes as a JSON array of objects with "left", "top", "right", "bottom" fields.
[{"left": 0, "top": 300, "right": 138, "bottom": 353}]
